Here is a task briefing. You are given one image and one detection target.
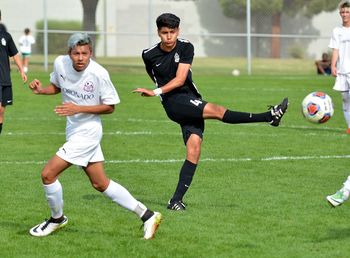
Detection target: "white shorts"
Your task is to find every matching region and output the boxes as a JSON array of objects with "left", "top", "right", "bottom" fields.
[
  {"left": 56, "top": 134, "right": 104, "bottom": 167},
  {"left": 333, "top": 74, "right": 350, "bottom": 92}
]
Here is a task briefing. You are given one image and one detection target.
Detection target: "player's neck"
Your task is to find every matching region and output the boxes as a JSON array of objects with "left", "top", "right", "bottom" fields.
[
  {"left": 160, "top": 41, "right": 177, "bottom": 52},
  {"left": 343, "top": 21, "right": 350, "bottom": 27}
]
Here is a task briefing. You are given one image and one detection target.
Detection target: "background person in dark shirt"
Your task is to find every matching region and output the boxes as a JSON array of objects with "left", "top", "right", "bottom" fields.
[
  {"left": 315, "top": 52, "right": 331, "bottom": 75},
  {"left": 0, "top": 10, "right": 27, "bottom": 135}
]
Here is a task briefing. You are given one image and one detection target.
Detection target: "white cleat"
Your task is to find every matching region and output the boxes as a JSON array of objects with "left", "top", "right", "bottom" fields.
[
  {"left": 29, "top": 216, "right": 68, "bottom": 237},
  {"left": 326, "top": 190, "right": 348, "bottom": 207},
  {"left": 143, "top": 212, "right": 162, "bottom": 240}
]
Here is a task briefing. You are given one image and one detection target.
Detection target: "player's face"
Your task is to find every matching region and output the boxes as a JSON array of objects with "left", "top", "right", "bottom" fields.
[
  {"left": 158, "top": 27, "right": 179, "bottom": 51},
  {"left": 340, "top": 7, "right": 350, "bottom": 25},
  {"left": 69, "top": 44, "right": 92, "bottom": 71}
]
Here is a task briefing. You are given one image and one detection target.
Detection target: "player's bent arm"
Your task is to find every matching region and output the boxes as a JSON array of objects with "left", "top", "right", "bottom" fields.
[
  {"left": 29, "top": 80, "right": 61, "bottom": 95},
  {"left": 54, "top": 103, "right": 115, "bottom": 116},
  {"left": 77, "top": 104, "right": 115, "bottom": 114},
  {"left": 159, "top": 63, "right": 191, "bottom": 94}
]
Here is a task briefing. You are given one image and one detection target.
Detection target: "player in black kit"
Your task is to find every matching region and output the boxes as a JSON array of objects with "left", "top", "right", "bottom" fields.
[
  {"left": 0, "top": 10, "right": 27, "bottom": 135},
  {"left": 133, "top": 13, "right": 288, "bottom": 211}
]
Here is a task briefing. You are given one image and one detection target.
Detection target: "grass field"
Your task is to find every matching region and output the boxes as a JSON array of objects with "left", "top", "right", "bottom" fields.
[{"left": 1, "top": 58, "right": 350, "bottom": 258}]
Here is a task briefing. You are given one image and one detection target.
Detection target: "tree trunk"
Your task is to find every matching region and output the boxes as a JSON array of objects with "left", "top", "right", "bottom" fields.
[
  {"left": 80, "top": 0, "right": 99, "bottom": 55},
  {"left": 271, "top": 12, "right": 281, "bottom": 59}
]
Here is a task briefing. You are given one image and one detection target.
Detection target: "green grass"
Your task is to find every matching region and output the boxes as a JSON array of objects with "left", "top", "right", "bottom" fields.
[{"left": 1, "top": 59, "right": 349, "bottom": 258}]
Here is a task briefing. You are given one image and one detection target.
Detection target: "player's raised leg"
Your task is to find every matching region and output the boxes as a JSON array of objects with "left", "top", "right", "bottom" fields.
[{"left": 203, "top": 97, "right": 289, "bottom": 127}]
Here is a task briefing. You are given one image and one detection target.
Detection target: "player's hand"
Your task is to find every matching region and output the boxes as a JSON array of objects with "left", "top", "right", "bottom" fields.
[
  {"left": 331, "top": 67, "right": 337, "bottom": 77},
  {"left": 132, "top": 88, "right": 155, "bottom": 97},
  {"left": 28, "top": 79, "right": 43, "bottom": 94},
  {"left": 55, "top": 102, "right": 79, "bottom": 116},
  {"left": 20, "top": 71, "right": 28, "bottom": 83}
]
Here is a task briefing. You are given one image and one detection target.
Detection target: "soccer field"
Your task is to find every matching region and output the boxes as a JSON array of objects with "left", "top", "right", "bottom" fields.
[{"left": 1, "top": 64, "right": 349, "bottom": 257}]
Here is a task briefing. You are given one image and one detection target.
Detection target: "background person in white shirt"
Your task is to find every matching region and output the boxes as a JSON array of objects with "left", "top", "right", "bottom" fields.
[
  {"left": 18, "top": 28, "right": 35, "bottom": 73},
  {"left": 329, "top": 0, "right": 350, "bottom": 134},
  {"left": 27, "top": 32, "right": 162, "bottom": 239}
]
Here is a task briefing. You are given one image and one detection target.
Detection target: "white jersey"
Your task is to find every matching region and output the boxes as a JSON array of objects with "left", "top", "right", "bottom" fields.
[
  {"left": 18, "top": 34, "right": 35, "bottom": 54},
  {"left": 50, "top": 55, "right": 120, "bottom": 140},
  {"left": 329, "top": 26, "right": 350, "bottom": 74}
]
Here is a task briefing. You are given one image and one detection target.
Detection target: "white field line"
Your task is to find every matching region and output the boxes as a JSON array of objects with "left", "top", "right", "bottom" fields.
[{"left": 1, "top": 154, "right": 350, "bottom": 166}]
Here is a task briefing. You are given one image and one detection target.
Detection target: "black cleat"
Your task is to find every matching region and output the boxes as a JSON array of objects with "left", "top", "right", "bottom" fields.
[
  {"left": 167, "top": 199, "right": 186, "bottom": 211},
  {"left": 269, "top": 97, "right": 289, "bottom": 127}
]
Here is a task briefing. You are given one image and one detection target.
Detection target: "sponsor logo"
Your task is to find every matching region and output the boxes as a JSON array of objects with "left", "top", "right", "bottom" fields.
[{"left": 62, "top": 88, "right": 94, "bottom": 100}]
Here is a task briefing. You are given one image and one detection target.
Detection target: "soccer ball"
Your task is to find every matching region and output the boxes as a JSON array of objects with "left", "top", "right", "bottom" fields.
[
  {"left": 301, "top": 91, "right": 334, "bottom": 123},
  {"left": 231, "top": 69, "right": 240, "bottom": 76}
]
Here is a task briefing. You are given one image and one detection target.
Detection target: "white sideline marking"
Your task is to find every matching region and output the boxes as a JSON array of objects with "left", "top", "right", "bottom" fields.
[{"left": 1, "top": 155, "right": 350, "bottom": 165}]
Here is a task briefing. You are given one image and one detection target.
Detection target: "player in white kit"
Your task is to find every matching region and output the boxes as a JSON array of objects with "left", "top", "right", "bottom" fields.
[
  {"left": 28, "top": 33, "right": 162, "bottom": 239},
  {"left": 329, "top": 0, "right": 350, "bottom": 134}
]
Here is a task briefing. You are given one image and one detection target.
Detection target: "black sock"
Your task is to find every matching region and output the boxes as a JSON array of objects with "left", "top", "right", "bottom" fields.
[
  {"left": 49, "top": 216, "right": 65, "bottom": 223},
  {"left": 141, "top": 209, "right": 154, "bottom": 222},
  {"left": 0, "top": 123, "right": 2, "bottom": 134},
  {"left": 172, "top": 160, "right": 197, "bottom": 202},
  {"left": 222, "top": 110, "right": 272, "bottom": 124}
]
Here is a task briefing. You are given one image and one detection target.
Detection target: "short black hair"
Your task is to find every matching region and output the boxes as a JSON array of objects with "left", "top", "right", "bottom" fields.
[{"left": 156, "top": 13, "right": 180, "bottom": 29}]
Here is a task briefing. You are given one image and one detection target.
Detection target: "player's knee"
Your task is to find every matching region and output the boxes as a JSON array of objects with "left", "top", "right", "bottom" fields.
[
  {"left": 41, "top": 169, "right": 57, "bottom": 184},
  {"left": 91, "top": 181, "right": 108, "bottom": 192},
  {"left": 187, "top": 144, "right": 201, "bottom": 162}
]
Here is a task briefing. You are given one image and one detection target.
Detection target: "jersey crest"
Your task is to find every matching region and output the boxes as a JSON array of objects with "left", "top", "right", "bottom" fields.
[
  {"left": 83, "top": 80, "right": 94, "bottom": 93},
  {"left": 174, "top": 52, "right": 180, "bottom": 63},
  {"left": 1, "top": 37, "right": 6, "bottom": 46}
]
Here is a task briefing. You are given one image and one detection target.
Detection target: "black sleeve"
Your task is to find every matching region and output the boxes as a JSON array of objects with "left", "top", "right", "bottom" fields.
[
  {"left": 7, "top": 33, "right": 18, "bottom": 57},
  {"left": 142, "top": 51, "right": 155, "bottom": 83},
  {"left": 180, "top": 42, "right": 194, "bottom": 65}
]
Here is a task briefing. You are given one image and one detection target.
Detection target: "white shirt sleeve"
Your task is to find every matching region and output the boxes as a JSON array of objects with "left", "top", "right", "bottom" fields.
[{"left": 99, "top": 73, "right": 120, "bottom": 105}]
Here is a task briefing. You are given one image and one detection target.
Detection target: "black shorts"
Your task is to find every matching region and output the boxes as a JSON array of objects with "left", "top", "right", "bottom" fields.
[
  {"left": 0, "top": 86, "right": 13, "bottom": 106},
  {"left": 162, "top": 93, "right": 207, "bottom": 144}
]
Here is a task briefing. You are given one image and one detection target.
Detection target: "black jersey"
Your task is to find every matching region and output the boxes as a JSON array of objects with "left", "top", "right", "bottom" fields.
[
  {"left": 142, "top": 39, "right": 201, "bottom": 100},
  {"left": 0, "top": 27, "right": 18, "bottom": 86}
]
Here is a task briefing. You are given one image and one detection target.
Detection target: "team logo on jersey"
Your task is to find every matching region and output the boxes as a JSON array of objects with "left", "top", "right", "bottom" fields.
[
  {"left": 1, "top": 38, "right": 6, "bottom": 46},
  {"left": 83, "top": 81, "right": 94, "bottom": 93},
  {"left": 174, "top": 53, "right": 180, "bottom": 63}
]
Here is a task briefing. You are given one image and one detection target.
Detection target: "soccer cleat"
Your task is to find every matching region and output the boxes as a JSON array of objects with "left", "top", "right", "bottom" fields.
[
  {"left": 29, "top": 216, "right": 68, "bottom": 237},
  {"left": 269, "top": 97, "right": 289, "bottom": 127},
  {"left": 167, "top": 199, "right": 186, "bottom": 211},
  {"left": 143, "top": 212, "right": 162, "bottom": 240},
  {"left": 327, "top": 190, "right": 348, "bottom": 207}
]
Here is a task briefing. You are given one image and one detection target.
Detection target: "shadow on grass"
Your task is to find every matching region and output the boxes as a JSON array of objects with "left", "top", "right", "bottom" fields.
[{"left": 316, "top": 227, "right": 350, "bottom": 242}]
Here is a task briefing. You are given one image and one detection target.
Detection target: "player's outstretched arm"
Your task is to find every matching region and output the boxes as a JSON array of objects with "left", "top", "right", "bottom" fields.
[{"left": 132, "top": 88, "right": 156, "bottom": 97}]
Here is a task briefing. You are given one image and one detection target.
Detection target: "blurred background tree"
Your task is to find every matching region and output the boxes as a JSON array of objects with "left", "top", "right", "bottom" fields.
[{"left": 219, "top": 0, "right": 339, "bottom": 58}]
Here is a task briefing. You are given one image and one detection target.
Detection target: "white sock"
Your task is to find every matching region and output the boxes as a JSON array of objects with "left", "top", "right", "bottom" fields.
[
  {"left": 103, "top": 180, "right": 147, "bottom": 217},
  {"left": 341, "top": 91, "right": 350, "bottom": 128},
  {"left": 44, "top": 180, "right": 63, "bottom": 219},
  {"left": 342, "top": 175, "right": 350, "bottom": 197}
]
